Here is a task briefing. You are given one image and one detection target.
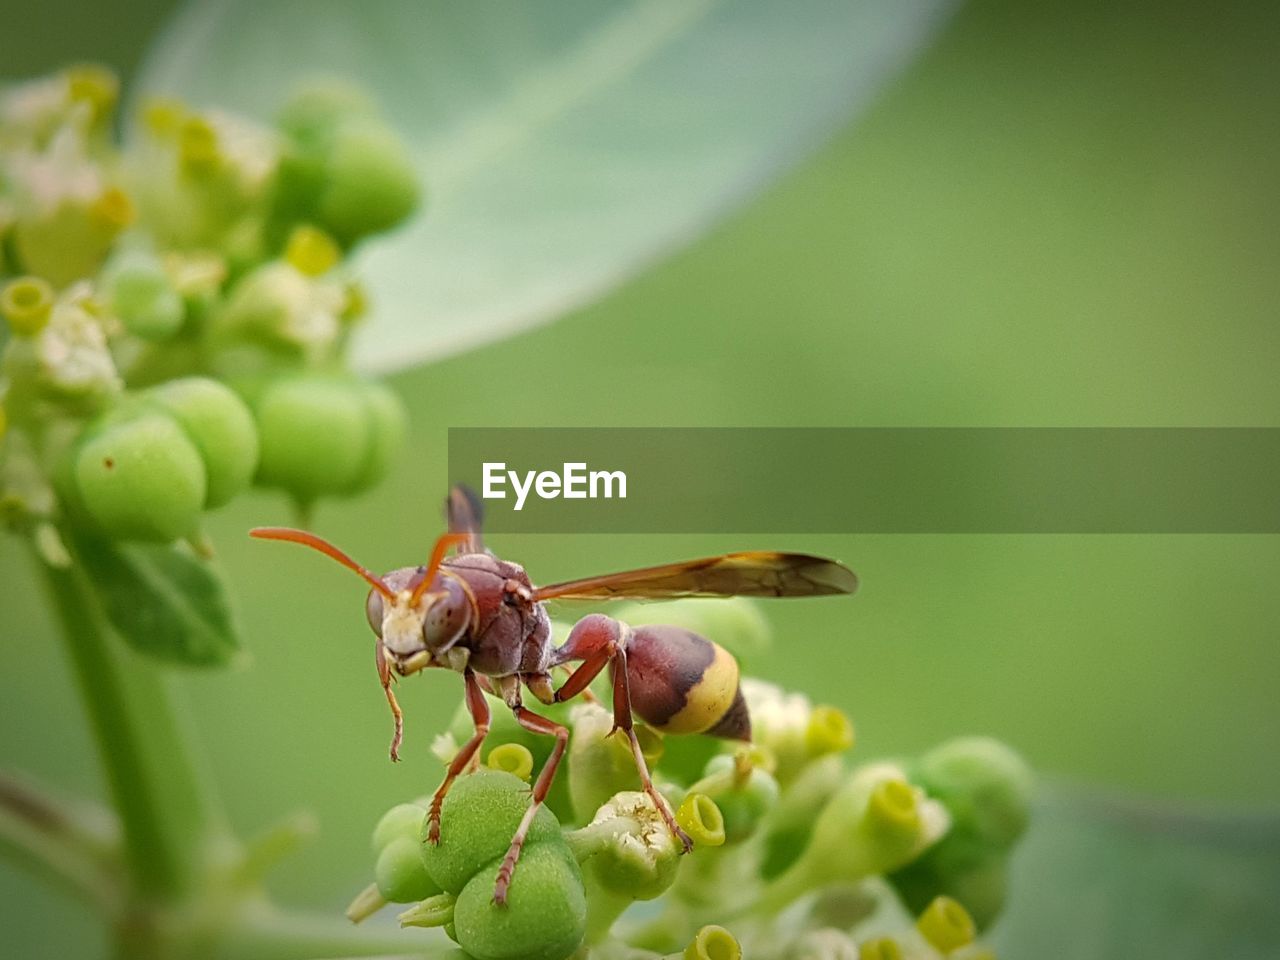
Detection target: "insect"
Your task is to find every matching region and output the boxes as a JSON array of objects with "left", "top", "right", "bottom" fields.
[{"left": 251, "top": 486, "right": 857, "bottom": 904}]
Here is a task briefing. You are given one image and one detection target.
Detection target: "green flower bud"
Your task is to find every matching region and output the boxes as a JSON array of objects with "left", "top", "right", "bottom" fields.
[
  {"left": 761, "top": 754, "right": 845, "bottom": 879},
  {"left": 418, "top": 769, "right": 560, "bottom": 896},
  {"left": 691, "top": 753, "right": 780, "bottom": 844},
  {"left": 3, "top": 286, "right": 121, "bottom": 409},
  {"left": 567, "top": 702, "right": 649, "bottom": 822},
  {"left": 451, "top": 843, "right": 586, "bottom": 960},
  {"left": 889, "top": 738, "right": 1031, "bottom": 928},
  {"left": 146, "top": 377, "right": 258, "bottom": 508},
  {"left": 375, "top": 836, "right": 441, "bottom": 904},
  {"left": 806, "top": 705, "right": 855, "bottom": 757},
  {"left": 216, "top": 261, "right": 344, "bottom": 357},
  {"left": 102, "top": 250, "right": 184, "bottom": 341},
  {"left": 683, "top": 925, "right": 741, "bottom": 960},
  {"left": 913, "top": 737, "right": 1032, "bottom": 853},
  {"left": 756, "top": 763, "right": 949, "bottom": 915},
  {"left": 346, "top": 378, "right": 407, "bottom": 493},
  {"left": 2, "top": 277, "right": 55, "bottom": 335},
  {"left": 371, "top": 802, "right": 427, "bottom": 853},
  {"left": 12, "top": 187, "right": 133, "bottom": 287},
  {"left": 315, "top": 119, "right": 419, "bottom": 246},
  {"left": 396, "top": 891, "right": 455, "bottom": 929},
  {"left": 917, "top": 895, "right": 977, "bottom": 953},
  {"left": 487, "top": 743, "right": 534, "bottom": 782},
  {"left": 251, "top": 374, "right": 405, "bottom": 504},
  {"left": 570, "top": 791, "right": 683, "bottom": 901},
  {"left": 63, "top": 409, "right": 205, "bottom": 541},
  {"left": 739, "top": 679, "right": 852, "bottom": 785}
]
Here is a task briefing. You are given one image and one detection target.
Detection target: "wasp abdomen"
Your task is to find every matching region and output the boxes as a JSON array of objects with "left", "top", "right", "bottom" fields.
[{"left": 624, "top": 625, "right": 751, "bottom": 741}]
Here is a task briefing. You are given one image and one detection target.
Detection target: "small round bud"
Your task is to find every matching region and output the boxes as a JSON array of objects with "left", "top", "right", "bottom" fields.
[
  {"left": 251, "top": 374, "right": 384, "bottom": 503},
  {"left": 345, "top": 379, "right": 407, "bottom": 494},
  {"left": 696, "top": 755, "right": 779, "bottom": 844},
  {"left": 67, "top": 410, "right": 206, "bottom": 541},
  {"left": 867, "top": 779, "right": 922, "bottom": 838},
  {"left": 805, "top": 706, "right": 855, "bottom": 757},
  {"left": 684, "top": 925, "right": 741, "bottom": 960},
  {"left": 418, "top": 770, "right": 560, "bottom": 896},
  {"left": 917, "top": 895, "right": 977, "bottom": 953},
  {"left": 146, "top": 377, "right": 258, "bottom": 508},
  {"left": 103, "top": 250, "right": 184, "bottom": 341},
  {"left": 316, "top": 120, "right": 420, "bottom": 246},
  {"left": 375, "top": 836, "right": 441, "bottom": 904},
  {"left": 284, "top": 223, "right": 341, "bottom": 277},
  {"left": 676, "top": 793, "right": 725, "bottom": 848},
  {"left": 914, "top": 737, "right": 1033, "bottom": 852},
  {"left": 859, "top": 937, "right": 903, "bottom": 960},
  {"left": 486, "top": 743, "right": 534, "bottom": 782},
  {"left": 2, "top": 277, "right": 55, "bottom": 335},
  {"left": 371, "top": 802, "right": 427, "bottom": 853},
  {"left": 451, "top": 843, "right": 586, "bottom": 960}
]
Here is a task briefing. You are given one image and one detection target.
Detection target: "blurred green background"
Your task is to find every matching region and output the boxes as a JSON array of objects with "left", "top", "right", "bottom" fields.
[{"left": 2, "top": 0, "right": 1278, "bottom": 955}]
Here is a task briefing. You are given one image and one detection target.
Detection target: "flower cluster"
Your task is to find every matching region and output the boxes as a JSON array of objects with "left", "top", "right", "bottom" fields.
[
  {"left": 0, "top": 66, "right": 419, "bottom": 553},
  {"left": 350, "top": 600, "right": 1032, "bottom": 960}
]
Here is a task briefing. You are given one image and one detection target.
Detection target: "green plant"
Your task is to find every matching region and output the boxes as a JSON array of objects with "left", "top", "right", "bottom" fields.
[
  {"left": 1, "top": 63, "right": 1034, "bottom": 960},
  {"left": 345, "top": 607, "right": 1031, "bottom": 960},
  {"left": 0, "top": 65, "right": 424, "bottom": 959}
]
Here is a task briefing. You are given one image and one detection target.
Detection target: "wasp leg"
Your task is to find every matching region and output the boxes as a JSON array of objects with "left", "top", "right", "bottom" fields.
[
  {"left": 426, "top": 669, "right": 490, "bottom": 845},
  {"left": 376, "top": 641, "right": 404, "bottom": 762},
  {"left": 607, "top": 648, "right": 692, "bottom": 853},
  {"left": 552, "top": 635, "right": 692, "bottom": 853},
  {"left": 493, "top": 705, "right": 569, "bottom": 906}
]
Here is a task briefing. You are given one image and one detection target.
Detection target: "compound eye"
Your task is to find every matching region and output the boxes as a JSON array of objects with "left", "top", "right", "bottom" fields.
[{"left": 365, "top": 589, "right": 385, "bottom": 637}]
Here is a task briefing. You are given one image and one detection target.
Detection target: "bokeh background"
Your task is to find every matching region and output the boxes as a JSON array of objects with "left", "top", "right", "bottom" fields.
[{"left": 2, "top": 0, "right": 1278, "bottom": 955}]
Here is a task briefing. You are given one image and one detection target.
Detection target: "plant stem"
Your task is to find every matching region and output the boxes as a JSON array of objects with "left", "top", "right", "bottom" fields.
[
  {"left": 35, "top": 545, "right": 216, "bottom": 902},
  {"left": 0, "top": 770, "right": 123, "bottom": 914}
]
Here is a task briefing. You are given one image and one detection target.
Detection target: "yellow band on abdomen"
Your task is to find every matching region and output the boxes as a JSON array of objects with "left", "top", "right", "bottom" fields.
[{"left": 656, "top": 641, "right": 740, "bottom": 735}]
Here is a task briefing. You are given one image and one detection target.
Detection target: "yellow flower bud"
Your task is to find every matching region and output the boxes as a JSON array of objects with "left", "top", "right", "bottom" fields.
[
  {"left": 486, "top": 742, "right": 534, "bottom": 782},
  {"left": 684, "top": 925, "right": 740, "bottom": 960},
  {"left": 2, "top": 277, "right": 55, "bottom": 335},
  {"left": 917, "top": 895, "right": 977, "bottom": 953},
  {"left": 284, "top": 224, "right": 341, "bottom": 277}
]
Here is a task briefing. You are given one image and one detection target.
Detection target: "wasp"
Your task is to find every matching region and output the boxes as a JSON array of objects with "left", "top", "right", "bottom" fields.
[{"left": 251, "top": 486, "right": 857, "bottom": 903}]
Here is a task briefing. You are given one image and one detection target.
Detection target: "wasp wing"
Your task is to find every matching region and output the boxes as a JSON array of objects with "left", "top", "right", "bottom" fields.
[
  {"left": 445, "top": 484, "right": 486, "bottom": 554},
  {"left": 532, "top": 552, "right": 858, "bottom": 601}
]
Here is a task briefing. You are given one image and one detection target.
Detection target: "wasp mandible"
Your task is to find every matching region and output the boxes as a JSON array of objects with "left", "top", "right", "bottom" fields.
[{"left": 251, "top": 486, "right": 858, "bottom": 904}]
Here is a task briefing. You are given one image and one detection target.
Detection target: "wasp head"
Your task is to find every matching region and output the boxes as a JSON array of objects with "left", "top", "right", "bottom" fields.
[{"left": 366, "top": 566, "right": 471, "bottom": 665}]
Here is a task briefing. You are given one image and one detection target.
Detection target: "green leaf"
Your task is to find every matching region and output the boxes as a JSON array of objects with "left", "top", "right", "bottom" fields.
[
  {"left": 135, "top": 0, "right": 957, "bottom": 372},
  {"left": 72, "top": 534, "right": 242, "bottom": 668},
  {"left": 994, "top": 787, "right": 1280, "bottom": 959}
]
